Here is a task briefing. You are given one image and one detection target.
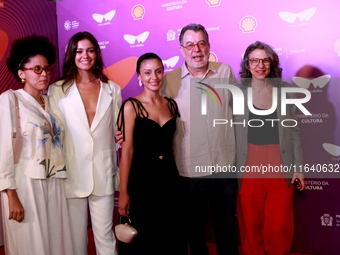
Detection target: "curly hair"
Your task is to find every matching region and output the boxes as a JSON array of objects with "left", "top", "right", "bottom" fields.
[
  {"left": 179, "top": 23, "right": 210, "bottom": 46},
  {"left": 58, "top": 31, "right": 108, "bottom": 93},
  {"left": 239, "top": 41, "right": 282, "bottom": 87},
  {"left": 6, "top": 35, "right": 56, "bottom": 82},
  {"left": 136, "top": 52, "right": 163, "bottom": 74}
]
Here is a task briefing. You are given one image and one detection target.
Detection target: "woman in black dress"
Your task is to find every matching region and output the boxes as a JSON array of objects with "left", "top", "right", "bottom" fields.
[{"left": 117, "top": 53, "right": 187, "bottom": 255}]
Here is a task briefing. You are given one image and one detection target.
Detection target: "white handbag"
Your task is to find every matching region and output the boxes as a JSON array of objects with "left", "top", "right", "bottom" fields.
[{"left": 115, "top": 216, "right": 138, "bottom": 243}]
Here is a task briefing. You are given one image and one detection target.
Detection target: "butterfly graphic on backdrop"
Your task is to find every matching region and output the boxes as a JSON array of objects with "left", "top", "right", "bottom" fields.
[
  {"left": 292, "top": 74, "right": 331, "bottom": 89},
  {"left": 123, "top": 31, "right": 149, "bottom": 45},
  {"left": 92, "top": 10, "right": 116, "bottom": 23},
  {"left": 323, "top": 143, "right": 340, "bottom": 157},
  {"left": 162, "top": 56, "right": 179, "bottom": 68},
  {"left": 279, "top": 7, "right": 316, "bottom": 23}
]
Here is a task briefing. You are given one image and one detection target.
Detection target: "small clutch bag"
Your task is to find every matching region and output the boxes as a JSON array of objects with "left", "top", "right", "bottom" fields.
[{"left": 115, "top": 215, "right": 138, "bottom": 243}]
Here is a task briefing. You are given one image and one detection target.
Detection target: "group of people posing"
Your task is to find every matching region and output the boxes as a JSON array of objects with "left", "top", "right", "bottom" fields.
[{"left": 0, "top": 22, "right": 305, "bottom": 255}]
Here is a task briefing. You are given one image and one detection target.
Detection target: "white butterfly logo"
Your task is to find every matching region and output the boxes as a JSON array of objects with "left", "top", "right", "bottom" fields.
[
  {"left": 123, "top": 31, "right": 149, "bottom": 45},
  {"left": 292, "top": 74, "right": 331, "bottom": 89},
  {"left": 162, "top": 56, "right": 179, "bottom": 68},
  {"left": 323, "top": 143, "right": 340, "bottom": 157},
  {"left": 279, "top": 7, "right": 316, "bottom": 23},
  {"left": 92, "top": 10, "right": 116, "bottom": 23}
]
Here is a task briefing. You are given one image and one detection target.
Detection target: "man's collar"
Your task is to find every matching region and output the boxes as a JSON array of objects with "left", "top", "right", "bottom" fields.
[{"left": 181, "top": 61, "right": 217, "bottom": 79}]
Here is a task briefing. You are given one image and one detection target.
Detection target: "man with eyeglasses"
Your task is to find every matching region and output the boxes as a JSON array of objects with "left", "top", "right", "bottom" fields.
[{"left": 162, "top": 23, "right": 239, "bottom": 255}]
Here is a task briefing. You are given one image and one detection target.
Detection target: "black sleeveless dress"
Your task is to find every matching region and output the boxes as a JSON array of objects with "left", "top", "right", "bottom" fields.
[{"left": 117, "top": 97, "right": 187, "bottom": 255}]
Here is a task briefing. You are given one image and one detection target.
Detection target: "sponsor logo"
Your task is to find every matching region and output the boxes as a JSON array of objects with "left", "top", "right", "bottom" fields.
[
  {"left": 323, "top": 143, "right": 340, "bottom": 157},
  {"left": 161, "top": 1, "right": 186, "bottom": 11},
  {"left": 131, "top": 4, "right": 145, "bottom": 20},
  {"left": 292, "top": 74, "right": 331, "bottom": 89},
  {"left": 206, "top": 0, "right": 221, "bottom": 7},
  {"left": 166, "top": 30, "right": 176, "bottom": 41},
  {"left": 321, "top": 214, "right": 333, "bottom": 226},
  {"left": 123, "top": 31, "right": 149, "bottom": 45},
  {"left": 279, "top": 7, "right": 316, "bottom": 24},
  {"left": 64, "top": 20, "right": 79, "bottom": 31},
  {"left": 209, "top": 52, "right": 218, "bottom": 62},
  {"left": 334, "top": 38, "right": 340, "bottom": 56},
  {"left": 162, "top": 56, "right": 179, "bottom": 69},
  {"left": 92, "top": 10, "right": 116, "bottom": 25},
  {"left": 239, "top": 16, "right": 257, "bottom": 33}
]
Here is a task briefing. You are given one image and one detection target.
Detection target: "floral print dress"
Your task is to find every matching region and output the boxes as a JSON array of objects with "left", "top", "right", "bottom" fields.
[{"left": 0, "top": 89, "right": 73, "bottom": 255}]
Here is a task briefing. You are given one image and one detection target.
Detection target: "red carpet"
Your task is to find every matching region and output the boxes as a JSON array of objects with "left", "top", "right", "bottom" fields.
[{"left": 0, "top": 228, "right": 313, "bottom": 255}]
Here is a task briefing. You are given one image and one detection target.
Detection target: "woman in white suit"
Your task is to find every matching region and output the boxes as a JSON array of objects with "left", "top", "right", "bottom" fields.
[{"left": 48, "top": 31, "right": 121, "bottom": 255}]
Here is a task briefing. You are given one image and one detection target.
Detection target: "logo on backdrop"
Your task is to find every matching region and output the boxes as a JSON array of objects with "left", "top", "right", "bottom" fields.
[
  {"left": 209, "top": 52, "right": 218, "bottom": 62},
  {"left": 279, "top": 7, "right": 316, "bottom": 24},
  {"left": 323, "top": 143, "right": 340, "bottom": 157},
  {"left": 239, "top": 16, "right": 257, "bottom": 33},
  {"left": 206, "top": 0, "right": 222, "bottom": 7},
  {"left": 161, "top": 1, "right": 187, "bottom": 11},
  {"left": 166, "top": 30, "right": 176, "bottom": 41},
  {"left": 321, "top": 214, "right": 333, "bottom": 226},
  {"left": 131, "top": 4, "right": 145, "bottom": 20},
  {"left": 162, "top": 56, "right": 179, "bottom": 70},
  {"left": 92, "top": 10, "right": 116, "bottom": 25},
  {"left": 292, "top": 74, "right": 331, "bottom": 90},
  {"left": 123, "top": 31, "right": 149, "bottom": 47},
  {"left": 334, "top": 38, "right": 340, "bottom": 56},
  {"left": 64, "top": 20, "right": 79, "bottom": 31}
]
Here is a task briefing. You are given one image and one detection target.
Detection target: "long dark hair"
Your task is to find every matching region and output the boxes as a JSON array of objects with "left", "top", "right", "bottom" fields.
[
  {"left": 58, "top": 31, "right": 108, "bottom": 92},
  {"left": 239, "top": 41, "right": 282, "bottom": 87}
]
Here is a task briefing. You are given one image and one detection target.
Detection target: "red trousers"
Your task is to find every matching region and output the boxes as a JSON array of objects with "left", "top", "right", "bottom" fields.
[{"left": 237, "top": 144, "right": 294, "bottom": 255}]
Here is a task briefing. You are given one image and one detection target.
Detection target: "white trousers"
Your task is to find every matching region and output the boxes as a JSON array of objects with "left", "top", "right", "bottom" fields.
[{"left": 67, "top": 194, "right": 117, "bottom": 255}]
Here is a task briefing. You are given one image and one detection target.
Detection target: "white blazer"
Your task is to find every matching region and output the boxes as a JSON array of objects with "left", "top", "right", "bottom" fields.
[{"left": 48, "top": 80, "right": 122, "bottom": 198}]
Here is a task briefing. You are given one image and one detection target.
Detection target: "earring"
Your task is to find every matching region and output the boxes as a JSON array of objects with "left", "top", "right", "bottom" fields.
[
  {"left": 139, "top": 80, "right": 143, "bottom": 86},
  {"left": 21, "top": 78, "right": 26, "bottom": 84}
]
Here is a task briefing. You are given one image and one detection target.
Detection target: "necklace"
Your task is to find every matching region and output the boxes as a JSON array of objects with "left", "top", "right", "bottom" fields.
[
  {"left": 39, "top": 96, "right": 45, "bottom": 109},
  {"left": 76, "top": 77, "right": 97, "bottom": 83}
]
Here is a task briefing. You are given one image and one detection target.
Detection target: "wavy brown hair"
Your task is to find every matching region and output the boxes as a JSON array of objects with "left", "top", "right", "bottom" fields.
[
  {"left": 57, "top": 31, "right": 108, "bottom": 93},
  {"left": 239, "top": 41, "right": 282, "bottom": 87}
]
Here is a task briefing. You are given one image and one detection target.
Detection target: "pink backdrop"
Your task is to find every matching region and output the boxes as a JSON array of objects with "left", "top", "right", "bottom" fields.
[
  {"left": 55, "top": 1, "right": 340, "bottom": 254},
  {"left": 1, "top": 0, "right": 340, "bottom": 254}
]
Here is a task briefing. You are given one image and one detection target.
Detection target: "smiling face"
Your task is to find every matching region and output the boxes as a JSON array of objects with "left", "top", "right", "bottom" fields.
[
  {"left": 247, "top": 49, "right": 271, "bottom": 80},
  {"left": 75, "top": 39, "right": 96, "bottom": 71},
  {"left": 138, "top": 58, "right": 164, "bottom": 92},
  {"left": 18, "top": 54, "right": 51, "bottom": 94},
  {"left": 180, "top": 30, "right": 210, "bottom": 73}
]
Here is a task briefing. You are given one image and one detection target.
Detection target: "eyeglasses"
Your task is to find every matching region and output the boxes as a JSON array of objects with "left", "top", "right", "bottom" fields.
[
  {"left": 248, "top": 58, "right": 271, "bottom": 66},
  {"left": 23, "top": 65, "right": 53, "bottom": 74},
  {"left": 181, "top": 40, "right": 208, "bottom": 51}
]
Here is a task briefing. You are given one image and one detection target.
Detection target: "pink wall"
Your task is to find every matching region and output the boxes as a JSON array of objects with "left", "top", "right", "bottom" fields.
[
  {"left": 55, "top": 1, "right": 340, "bottom": 254},
  {"left": 0, "top": 0, "right": 58, "bottom": 94}
]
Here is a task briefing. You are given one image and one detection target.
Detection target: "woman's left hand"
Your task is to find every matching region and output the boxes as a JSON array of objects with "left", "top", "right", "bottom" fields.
[
  {"left": 6, "top": 190, "right": 25, "bottom": 222},
  {"left": 291, "top": 173, "right": 305, "bottom": 191}
]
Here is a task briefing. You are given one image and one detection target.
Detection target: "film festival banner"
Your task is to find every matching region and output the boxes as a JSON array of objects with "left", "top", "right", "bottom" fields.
[{"left": 55, "top": 0, "right": 340, "bottom": 254}]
